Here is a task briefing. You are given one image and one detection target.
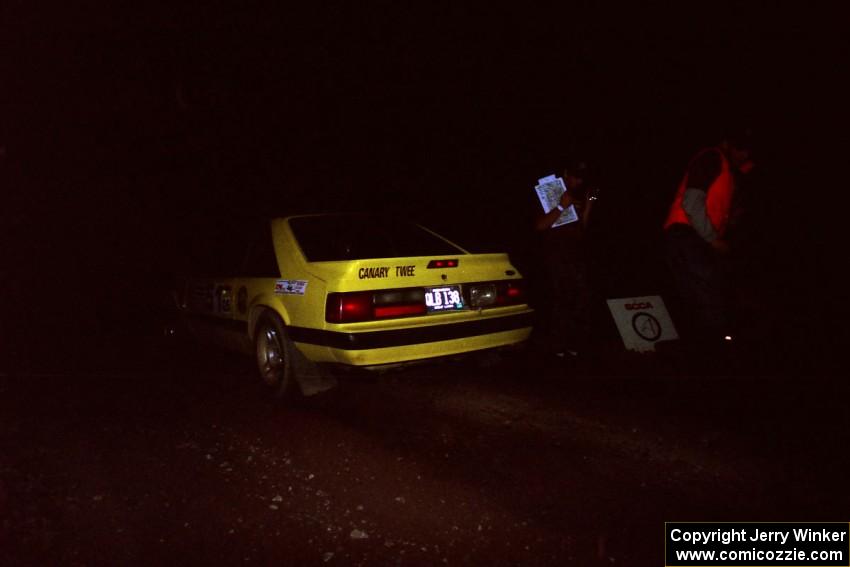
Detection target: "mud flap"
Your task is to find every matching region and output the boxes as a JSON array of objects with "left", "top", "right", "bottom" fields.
[{"left": 290, "top": 347, "right": 338, "bottom": 397}]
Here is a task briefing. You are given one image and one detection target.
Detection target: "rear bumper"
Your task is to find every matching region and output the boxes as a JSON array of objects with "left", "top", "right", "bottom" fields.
[
  {"left": 289, "top": 311, "right": 533, "bottom": 350},
  {"left": 291, "top": 311, "right": 533, "bottom": 366}
]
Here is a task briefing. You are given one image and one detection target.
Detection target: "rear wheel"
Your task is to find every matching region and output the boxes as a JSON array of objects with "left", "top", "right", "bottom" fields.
[{"left": 254, "top": 312, "right": 298, "bottom": 399}]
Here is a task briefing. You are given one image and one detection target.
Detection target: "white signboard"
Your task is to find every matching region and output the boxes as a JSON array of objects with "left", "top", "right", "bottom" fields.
[
  {"left": 606, "top": 295, "right": 679, "bottom": 352},
  {"left": 535, "top": 174, "right": 579, "bottom": 227}
]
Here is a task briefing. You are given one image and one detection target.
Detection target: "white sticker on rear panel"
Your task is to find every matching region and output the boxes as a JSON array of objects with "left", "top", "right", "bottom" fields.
[{"left": 274, "top": 280, "right": 308, "bottom": 295}]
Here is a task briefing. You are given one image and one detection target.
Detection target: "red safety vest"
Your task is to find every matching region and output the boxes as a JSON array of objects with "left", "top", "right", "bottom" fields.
[{"left": 664, "top": 147, "right": 735, "bottom": 238}]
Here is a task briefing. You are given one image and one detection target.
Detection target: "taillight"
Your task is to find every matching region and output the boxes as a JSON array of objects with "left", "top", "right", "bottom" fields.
[
  {"left": 466, "top": 280, "right": 526, "bottom": 309},
  {"left": 326, "top": 292, "right": 373, "bottom": 323},
  {"left": 374, "top": 304, "right": 426, "bottom": 318},
  {"left": 496, "top": 280, "right": 525, "bottom": 306},
  {"left": 326, "top": 289, "right": 427, "bottom": 323}
]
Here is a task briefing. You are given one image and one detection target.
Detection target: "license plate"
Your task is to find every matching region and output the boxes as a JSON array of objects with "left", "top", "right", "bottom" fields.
[{"left": 424, "top": 285, "right": 464, "bottom": 313}]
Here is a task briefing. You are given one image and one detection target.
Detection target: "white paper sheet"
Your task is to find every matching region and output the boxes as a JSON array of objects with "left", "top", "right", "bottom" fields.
[{"left": 535, "top": 175, "right": 578, "bottom": 227}]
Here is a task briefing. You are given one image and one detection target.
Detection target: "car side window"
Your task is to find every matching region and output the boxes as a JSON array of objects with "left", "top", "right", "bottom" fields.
[{"left": 241, "top": 222, "right": 281, "bottom": 277}]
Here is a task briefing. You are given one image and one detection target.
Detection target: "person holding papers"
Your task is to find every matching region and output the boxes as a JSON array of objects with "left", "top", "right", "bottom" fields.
[{"left": 533, "top": 159, "right": 598, "bottom": 361}]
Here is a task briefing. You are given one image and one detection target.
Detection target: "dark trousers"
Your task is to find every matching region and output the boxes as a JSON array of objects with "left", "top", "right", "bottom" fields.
[
  {"left": 540, "top": 249, "right": 591, "bottom": 353},
  {"left": 664, "top": 224, "right": 732, "bottom": 342}
]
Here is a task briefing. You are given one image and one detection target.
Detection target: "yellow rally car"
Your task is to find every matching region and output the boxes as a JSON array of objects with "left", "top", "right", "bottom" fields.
[{"left": 174, "top": 213, "right": 533, "bottom": 397}]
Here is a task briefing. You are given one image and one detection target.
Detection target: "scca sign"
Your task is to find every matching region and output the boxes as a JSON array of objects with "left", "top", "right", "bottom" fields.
[
  {"left": 606, "top": 295, "right": 679, "bottom": 352},
  {"left": 624, "top": 302, "right": 653, "bottom": 310}
]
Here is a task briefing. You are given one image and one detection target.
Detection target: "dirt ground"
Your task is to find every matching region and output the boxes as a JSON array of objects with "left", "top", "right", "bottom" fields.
[{"left": 1, "top": 337, "right": 847, "bottom": 566}]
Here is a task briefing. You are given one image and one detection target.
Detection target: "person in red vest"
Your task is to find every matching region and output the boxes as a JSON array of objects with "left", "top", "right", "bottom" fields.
[{"left": 663, "top": 127, "right": 754, "bottom": 346}]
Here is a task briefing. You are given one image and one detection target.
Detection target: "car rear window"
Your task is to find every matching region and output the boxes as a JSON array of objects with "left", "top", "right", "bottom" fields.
[{"left": 289, "top": 215, "right": 464, "bottom": 261}]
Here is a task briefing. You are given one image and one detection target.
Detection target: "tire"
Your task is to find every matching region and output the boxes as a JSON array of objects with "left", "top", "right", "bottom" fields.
[{"left": 253, "top": 312, "right": 299, "bottom": 400}]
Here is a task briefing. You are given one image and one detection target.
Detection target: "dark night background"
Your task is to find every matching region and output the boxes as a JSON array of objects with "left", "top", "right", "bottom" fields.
[{"left": 1, "top": 3, "right": 846, "bottom": 371}]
